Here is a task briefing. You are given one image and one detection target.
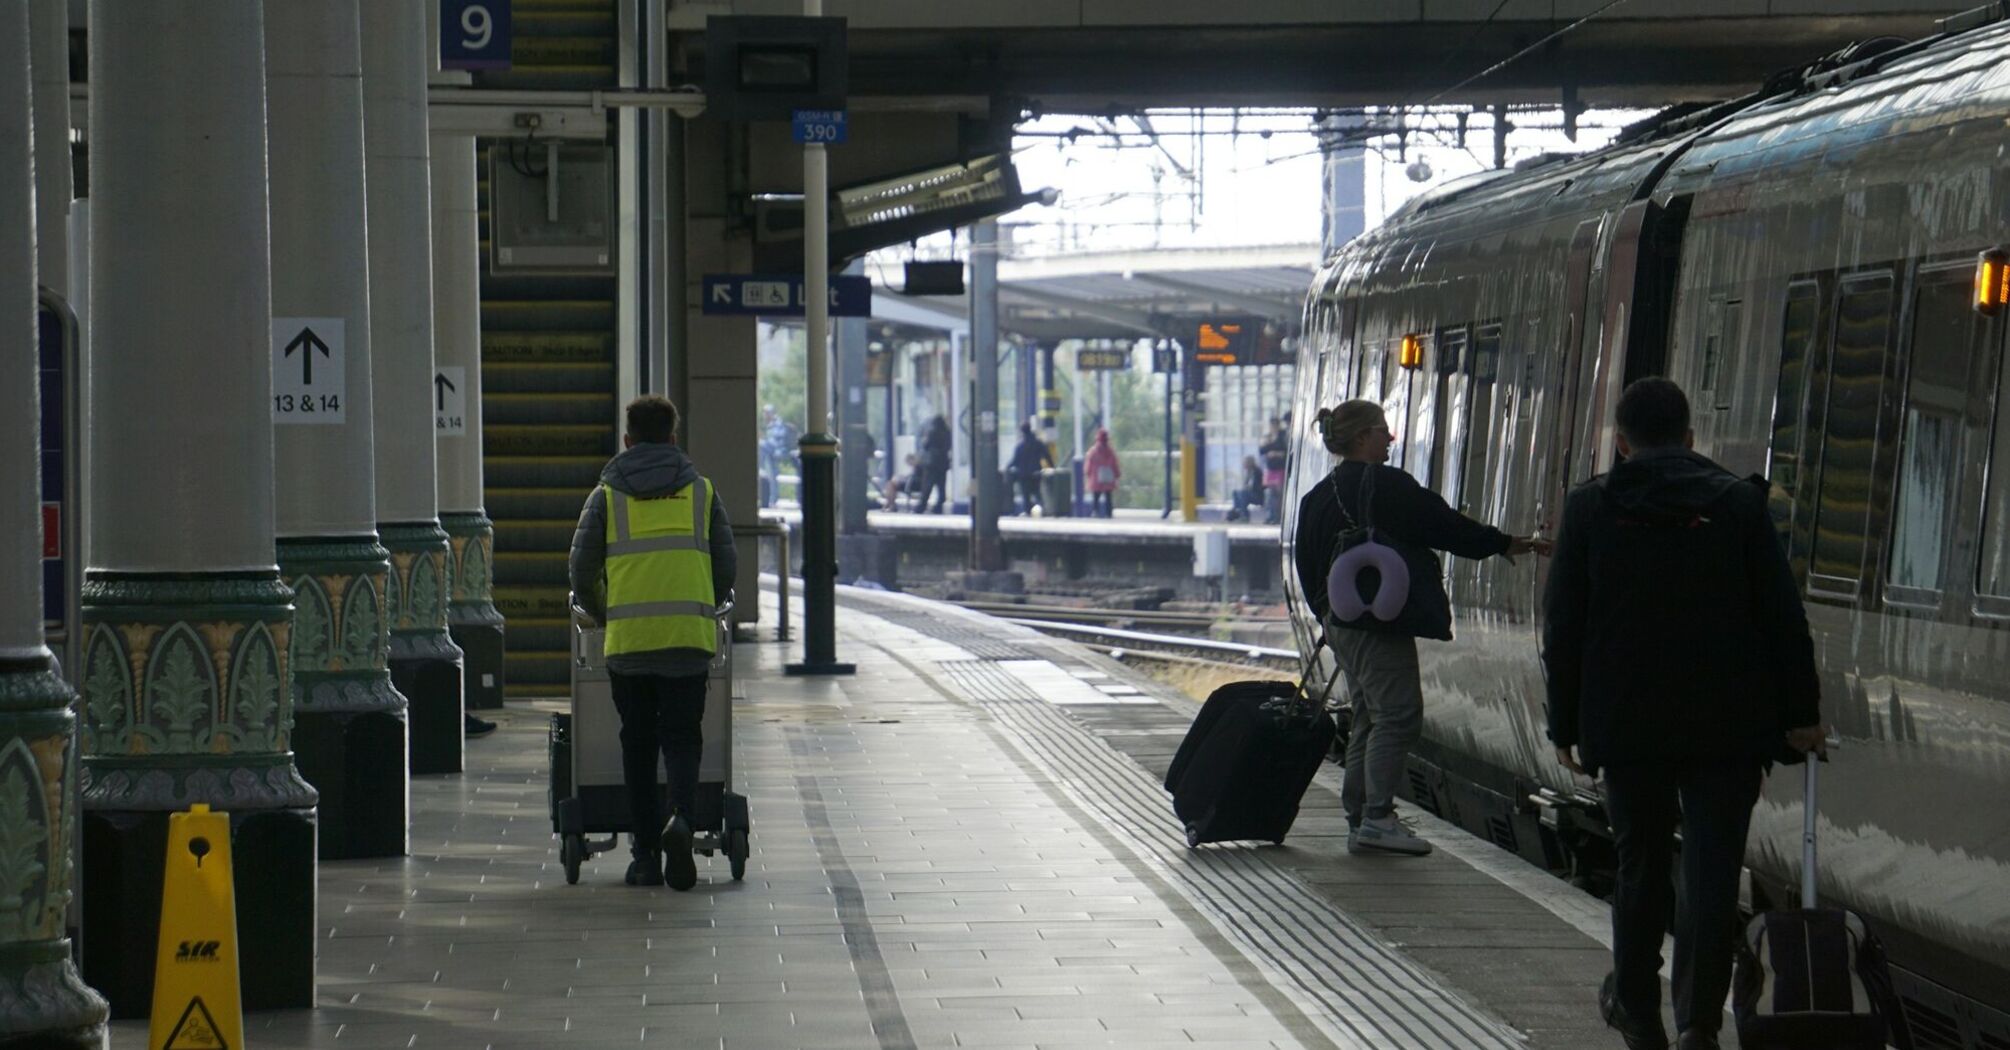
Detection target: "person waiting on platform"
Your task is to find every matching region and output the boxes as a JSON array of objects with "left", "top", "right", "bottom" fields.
[
  {"left": 1542, "top": 378, "right": 1826, "bottom": 1050},
  {"left": 1083, "top": 428, "right": 1121, "bottom": 518},
  {"left": 1259, "top": 419, "right": 1290, "bottom": 524},
  {"left": 1228, "top": 455, "right": 1265, "bottom": 522},
  {"left": 1009, "top": 420, "right": 1055, "bottom": 516},
  {"left": 1293, "top": 399, "right": 1544, "bottom": 857},
  {"left": 885, "top": 453, "right": 924, "bottom": 512},
  {"left": 920, "top": 415, "right": 952, "bottom": 513},
  {"left": 569, "top": 395, "right": 737, "bottom": 891}
]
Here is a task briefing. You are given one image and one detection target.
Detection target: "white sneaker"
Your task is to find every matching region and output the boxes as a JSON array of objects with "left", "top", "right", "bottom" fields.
[{"left": 1350, "top": 816, "right": 1432, "bottom": 856}]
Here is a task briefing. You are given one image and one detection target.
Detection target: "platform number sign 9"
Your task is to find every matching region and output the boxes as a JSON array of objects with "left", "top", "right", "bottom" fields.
[{"left": 440, "top": 0, "right": 511, "bottom": 71}]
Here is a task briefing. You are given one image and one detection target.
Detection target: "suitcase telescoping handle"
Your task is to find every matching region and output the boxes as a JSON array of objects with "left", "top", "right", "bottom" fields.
[{"left": 1801, "top": 758, "right": 1818, "bottom": 909}]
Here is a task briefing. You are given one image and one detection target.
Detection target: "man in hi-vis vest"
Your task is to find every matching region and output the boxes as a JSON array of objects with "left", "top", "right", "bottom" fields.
[{"left": 569, "top": 396, "right": 737, "bottom": 889}]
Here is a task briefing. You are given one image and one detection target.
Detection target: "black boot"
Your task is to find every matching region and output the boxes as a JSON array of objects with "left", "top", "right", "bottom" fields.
[
  {"left": 1600, "top": 972, "right": 1669, "bottom": 1050},
  {"left": 660, "top": 813, "right": 696, "bottom": 890},
  {"left": 625, "top": 850, "right": 664, "bottom": 887}
]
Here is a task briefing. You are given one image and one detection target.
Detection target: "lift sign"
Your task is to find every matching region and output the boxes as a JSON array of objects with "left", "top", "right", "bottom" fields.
[{"left": 791, "top": 109, "right": 847, "bottom": 145}]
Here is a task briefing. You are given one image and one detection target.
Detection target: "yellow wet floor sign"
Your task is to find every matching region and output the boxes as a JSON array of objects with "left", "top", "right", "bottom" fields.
[{"left": 149, "top": 803, "right": 244, "bottom": 1050}]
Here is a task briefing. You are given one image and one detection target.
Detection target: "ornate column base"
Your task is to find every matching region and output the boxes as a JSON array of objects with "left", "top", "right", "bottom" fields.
[
  {"left": 442, "top": 512, "right": 505, "bottom": 712},
  {"left": 281, "top": 538, "right": 411, "bottom": 859},
  {"left": 82, "top": 759, "right": 317, "bottom": 1018},
  {"left": 78, "top": 571, "right": 319, "bottom": 1017},
  {"left": 0, "top": 941, "right": 108, "bottom": 1050},
  {"left": 381, "top": 524, "right": 466, "bottom": 775},
  {"left": 0, "top": 660, "right": 109, "bottom": 1046}
]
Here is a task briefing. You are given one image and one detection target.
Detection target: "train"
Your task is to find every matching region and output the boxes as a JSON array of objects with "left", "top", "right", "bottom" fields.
[{"left": 1283, "top": 9, "right": 2010, "bottom": 1048}]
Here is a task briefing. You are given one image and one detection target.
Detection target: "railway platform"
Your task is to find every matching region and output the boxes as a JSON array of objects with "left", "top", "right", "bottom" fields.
[{"left": 108, "top": 585, "right": 1637, "bottom": 1050}]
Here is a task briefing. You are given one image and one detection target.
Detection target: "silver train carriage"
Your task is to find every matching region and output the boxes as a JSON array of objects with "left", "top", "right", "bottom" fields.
[{"left": 1285, "top": 13, "right": 2010, "bottom": 1046}]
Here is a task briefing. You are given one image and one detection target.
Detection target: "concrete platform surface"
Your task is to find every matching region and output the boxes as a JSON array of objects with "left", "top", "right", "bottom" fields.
[{"left": 106, "top": 585, "right": 1642, "bottom": 1050}]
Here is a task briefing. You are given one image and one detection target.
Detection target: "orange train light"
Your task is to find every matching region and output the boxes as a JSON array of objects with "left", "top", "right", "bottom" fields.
[
  {"left": 1976, "top": 248, "right": 2009, "bottom": 316},
  {"left": 1398, "top": 333, "right": 1424, "bottom": 370}
]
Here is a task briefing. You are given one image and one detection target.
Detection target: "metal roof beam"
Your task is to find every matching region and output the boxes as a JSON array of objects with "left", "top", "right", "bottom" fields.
[
  {"left": 1001, "top": 284, "right": 1166, "bottom": 337},
  {"left": 1125, "top": 272, "right": 1299, "bottom": 320}
]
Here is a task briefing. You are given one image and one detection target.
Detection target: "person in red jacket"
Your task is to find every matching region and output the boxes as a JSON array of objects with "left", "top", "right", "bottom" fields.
[{"left": 1083, "top": 428, "right": 1121, "bottom": 518}]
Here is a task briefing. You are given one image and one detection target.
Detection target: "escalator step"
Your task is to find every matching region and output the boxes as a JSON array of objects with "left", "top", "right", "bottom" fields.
[
  {"left": 486, "top": 454, "right": 606, "bottom": 488},
  {"left": 485, "top": 362, "right": 614, "bottom": 394},
  {"left": 485, "top": 424, "right": 613, "bottom": 457}
]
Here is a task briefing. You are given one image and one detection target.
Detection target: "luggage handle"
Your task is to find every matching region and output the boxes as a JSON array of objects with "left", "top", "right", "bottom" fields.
[
  {"left": 1295, "top": 632, "right": 1343, "bottom": 721},
  {"left": 1799, "top": 738, "right": 1837, "bottom": 910}
]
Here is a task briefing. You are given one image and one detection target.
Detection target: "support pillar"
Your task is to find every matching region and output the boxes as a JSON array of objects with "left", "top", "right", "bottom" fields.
[
  {"left": 29, "top": 0, "right": 70, "bottom": 300},
  {"left": 835, "top": 264, "right": 893, "bottom": 586},
  {"left": 80, "top": 0, "right": 317, "bottom": 1016},
  {"left": 431, "top": 117, "right": 504, "bottom": 712},
  {"left": 1, "top": 4, "right": 107, "bottom": 1041},
  {"left": 266, "top": 0, "right": 409, "bottom": 860},
  {"left": 363, "top": 0, "right": 463, "bottom": 773},
  {"left": 969, "top": 220, "right": 1004, "bottom": 571}
]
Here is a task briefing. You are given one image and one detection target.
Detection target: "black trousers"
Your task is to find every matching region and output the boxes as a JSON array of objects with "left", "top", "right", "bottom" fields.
[
  {"left": 1015, "top": 475, "right": 1042, "bottom": 515},
  {"left": 609, "top": 670, "right": 707, "bottom": 856},
  {"left": 1602, "top": 760, "right": 1763, "bottom": 1035}
]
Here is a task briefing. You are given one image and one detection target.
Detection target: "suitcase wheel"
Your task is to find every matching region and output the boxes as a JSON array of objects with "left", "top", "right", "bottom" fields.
[
  {"left": 1184, "top": 825, "right": 1201, "bottom": 850},
  {"left": 726, "top": 829, "right": 750, "bottom": 881},
  {"left": 561, "top": 833, "right": 585, "bottom": 885}
]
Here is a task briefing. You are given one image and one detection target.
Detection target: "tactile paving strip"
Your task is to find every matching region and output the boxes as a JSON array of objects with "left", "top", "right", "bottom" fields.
[{"left": 853, "top": 594, "right": 1525, "bottom": 1050}]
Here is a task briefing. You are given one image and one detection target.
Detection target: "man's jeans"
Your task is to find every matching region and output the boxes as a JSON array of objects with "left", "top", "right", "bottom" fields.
[
  {"left": 1602, "top": 760, "right": 1763, "bottom": 1036},
  {"left": 610, "top": 670, "right": 708, "bottom": 856},
  {"left": 1331, "top": 628, "right": 1422, "bottom": 825}
]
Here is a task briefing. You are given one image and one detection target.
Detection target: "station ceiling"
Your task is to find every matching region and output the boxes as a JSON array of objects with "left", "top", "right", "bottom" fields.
[{"left": 673, "top": 3, "right": 1964, "bottom": 110}]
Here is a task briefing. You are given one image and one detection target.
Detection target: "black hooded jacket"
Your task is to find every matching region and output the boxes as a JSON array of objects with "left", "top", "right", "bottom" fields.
[{"left": 1540, "top": 446, "right": 1819, "bottom": 770}]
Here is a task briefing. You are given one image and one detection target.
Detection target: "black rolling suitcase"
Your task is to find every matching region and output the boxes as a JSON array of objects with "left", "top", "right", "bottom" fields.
[
  {"left": 1164, "top": 658, "right": 1337, "bottom": 848},
  {"left": 1733, "top": 757, "right": 1913, "bottom": 1050}
]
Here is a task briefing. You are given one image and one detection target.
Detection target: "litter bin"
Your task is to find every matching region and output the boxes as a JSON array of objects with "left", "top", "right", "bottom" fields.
[{"left": 1040, "top": 467, "right": 1072, "bottom": 517}]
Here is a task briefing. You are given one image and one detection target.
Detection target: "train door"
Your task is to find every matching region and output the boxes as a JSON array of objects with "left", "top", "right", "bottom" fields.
[
  {"left": 1583, "top": 195, "right": 1692, "bottom": 476},
  {"left": 1529, "top": 218, "right": 1605, "bottom": 620}
]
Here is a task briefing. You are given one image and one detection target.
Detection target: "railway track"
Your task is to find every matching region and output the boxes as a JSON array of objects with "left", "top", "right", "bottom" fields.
[{"left": 999, "top": 615, "right": 1304, "bottom": 675}]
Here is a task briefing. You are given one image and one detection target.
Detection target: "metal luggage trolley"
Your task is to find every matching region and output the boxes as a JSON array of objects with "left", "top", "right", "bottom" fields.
[{"left": 550, "top": 596, "right": 751, "bottom": 884}]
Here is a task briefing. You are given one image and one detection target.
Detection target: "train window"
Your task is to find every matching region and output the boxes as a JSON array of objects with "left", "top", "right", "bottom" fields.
[
  {"left": 1809, "top": 272, "right": 1895, "bottom": 596},
  {"left": 1464, "top": 324, "right": 1504, "bottom": 514},
  {"left": 1888, "top": 270, "right": 1980, "bottom": 598},
  {"left": 1699, "top": 296, "right": 1743, "bottom": 410},
  {"left": 1767, "top": 282, "right": 1822, "bottom": 550},
  {"left": 1435, "top": 326, "right": 1472, "bottom": 502},
  {"left": 1715, "top": 301, "right": 1742, "bottom": 410},
  {"left": 1700, "top": 295, "right": 1727, "bottom": 393},
  {"left": 1978, "top": 340, "right": 2010, "bottom": 599}
]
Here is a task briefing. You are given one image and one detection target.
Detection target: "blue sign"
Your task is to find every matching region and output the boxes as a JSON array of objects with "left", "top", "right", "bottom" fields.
[
  {"left": 440, "top": 0, "right": 511, "bottom": 71},
  {"left": 791, "top": 109, "right": 848, "bottom": 145},
  {"left": 38, "top": 302, "right": 64, "bottom": 633},
  {"left": 702, "top": 274, "right": 872, "bottom": 317}
]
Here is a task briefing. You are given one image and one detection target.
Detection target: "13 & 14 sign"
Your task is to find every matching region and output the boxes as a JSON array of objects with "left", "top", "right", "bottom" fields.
[{"left": 272, "top": 318, "right": 345, "bottom": 424}]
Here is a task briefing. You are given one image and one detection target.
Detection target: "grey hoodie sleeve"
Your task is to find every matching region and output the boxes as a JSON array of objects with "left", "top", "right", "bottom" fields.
[
  {"left": 568, "top": 487, "right": 608, "bottom": 624},
  {"left": 708, "top": 487, "right": 738, "bottom": 606}
]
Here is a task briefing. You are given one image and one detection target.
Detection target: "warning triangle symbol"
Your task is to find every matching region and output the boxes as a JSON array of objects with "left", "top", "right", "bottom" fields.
[{"left": 163, "top": 996, "right": 230, "bottom": 1050}]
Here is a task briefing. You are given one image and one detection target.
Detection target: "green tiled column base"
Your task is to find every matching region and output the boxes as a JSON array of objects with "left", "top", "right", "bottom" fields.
[
  {"left": 380, "top": 523, "right": 464, "bottom": 774},
  {"left": 443, "top": 511, "right": 505, "bottom": 710},
  {"left": 0, "top": 660, "right": 109, "bottom": 1046},
  {"left": 279, "top": 538, "right": 409, "bottom": 858}
]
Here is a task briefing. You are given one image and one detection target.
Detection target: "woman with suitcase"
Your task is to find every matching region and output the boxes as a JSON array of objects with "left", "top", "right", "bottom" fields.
[{"left": 1292, "top": 399, "right": 1544, "bottom": 856}]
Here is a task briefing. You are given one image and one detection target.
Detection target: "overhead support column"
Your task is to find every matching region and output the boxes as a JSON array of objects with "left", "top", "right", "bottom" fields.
[
  {"left": 1318, "top": 113, "right": 1366, "bottom": 257},
  {"left": 431, "top": 90, "right": 505, "bottom": 713},
  {"left": 266, "top": 0, "right": 409, "bottom": 860},
  {"left": 29, "top": 0, "right": 70, "bottom": 299},
  {"left": 0, "top": 4, "right": 108, "bottom": 1042},
  {"left": 363, "top": 0, "right": 465, "bottom": 773},
  {"left": 80, "top": 0, "right": 317, "bottom": 1015},
  {"left": 969, "top": 220, "right": 1004, "bottom": 572}
]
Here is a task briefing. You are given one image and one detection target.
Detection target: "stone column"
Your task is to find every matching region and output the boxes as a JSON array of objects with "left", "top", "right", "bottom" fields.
[
  {"left": 362, "top": 0, "right": 463, "bottom": 774},
  {"left": 267, "top": 0, "right": 409, "bottom": 859},
  {"left": 79, "top": 0, "right": 316, "bottom": 1016},
  {"left": 430, "top": 127, "right": 504, "bottom": 712},
  {"left": 0, "top": 3, "right": 108, "bottom": 1042},
  {"left": 29, "top": 0, "right": 70, "bottom": 300}
]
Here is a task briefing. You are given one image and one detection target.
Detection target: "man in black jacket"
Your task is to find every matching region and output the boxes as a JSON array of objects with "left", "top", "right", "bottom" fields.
[{"left": 1542, "top": 377, "right": 1826, "bottom": 1050}]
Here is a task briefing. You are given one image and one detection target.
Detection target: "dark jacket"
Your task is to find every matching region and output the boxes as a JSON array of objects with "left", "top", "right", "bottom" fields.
[
  {"left": 1293, "top": 460, "right": 1511, "bottom": 640},
  {"left": 921, "top": 422, "right": 952, "bottom": 471},
  {"left": 1540, "top": 446, "right": 1820, "bottom": 771},
  {"left": 569, "top": 442, "right": 738, "bottom": 678},
  {"left": 1009, "top": 434, "right": 1054, "bottom": 477}
]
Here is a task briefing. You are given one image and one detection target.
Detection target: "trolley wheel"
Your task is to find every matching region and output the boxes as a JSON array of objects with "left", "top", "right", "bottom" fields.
[
  {"left": 726, "top": 829, "right": 750, "bottom": 881},
  {"left": 561, "top": 834, "right": 585, "bottom": 885},
  {"left": 1184, "top": 825, "right": 1202, "bottom": 850}
]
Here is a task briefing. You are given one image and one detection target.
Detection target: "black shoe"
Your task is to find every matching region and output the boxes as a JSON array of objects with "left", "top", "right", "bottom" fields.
[
  {"left": 624, "top": 853, "right": 664, "bottom": 886},
  {"left": 660, "top": 814, "right": 697, "bottom": 891},
  {"left": 465, "top": 713, "right": 497, "bottom": 738},
  {"left": 1675, "top": 1032, "right": 1719, "bottom": 1050},
  {"left": 1600, "top": 972, "right": 1669, "bottom": 1050}
]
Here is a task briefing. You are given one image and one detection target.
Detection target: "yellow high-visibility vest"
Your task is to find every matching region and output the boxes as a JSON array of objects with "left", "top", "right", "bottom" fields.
[{"left": 601, "top": 478, "right": 717, "bottom": 656}]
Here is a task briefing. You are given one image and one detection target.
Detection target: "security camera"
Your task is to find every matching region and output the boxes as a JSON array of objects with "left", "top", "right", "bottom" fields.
[{"left": 1405, "top": 160, "right": 1433, "bottom": 183}]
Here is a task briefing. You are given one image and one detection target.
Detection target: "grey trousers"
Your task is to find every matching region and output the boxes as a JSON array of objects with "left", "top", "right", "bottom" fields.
[{"left": 1332, "top": 628, "right": 1423, "bottom": 825}]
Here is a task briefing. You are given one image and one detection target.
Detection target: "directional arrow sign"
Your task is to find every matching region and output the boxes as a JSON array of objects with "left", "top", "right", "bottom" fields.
[
  {"left": 700, "top": 274, "right": 871, "bottom": 317},
  {"left": 435, "top": 367, "right": 466, "bottom": 435},
  {"left": 284, "top": 327, "right": 330, "bottom": 385},
  {"left": 271, "top": 317, "right": 345, "bottom": 424}
]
